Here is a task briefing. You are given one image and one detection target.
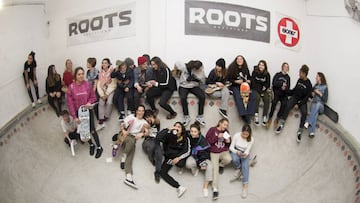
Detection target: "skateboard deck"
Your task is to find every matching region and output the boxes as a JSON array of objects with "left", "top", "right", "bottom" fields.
[{"left": 78, "top": 105, "right": 91, "bottom": 142}]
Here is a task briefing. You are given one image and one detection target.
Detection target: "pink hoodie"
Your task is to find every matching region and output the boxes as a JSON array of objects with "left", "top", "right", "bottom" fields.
[{"left": 66, "top": 80, "right": 96, "bottom": 119}]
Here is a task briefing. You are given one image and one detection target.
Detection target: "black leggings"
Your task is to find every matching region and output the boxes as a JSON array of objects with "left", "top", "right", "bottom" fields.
[
  {"left": 88, "top": 109, "right": 101, "bottom": 147},
  {"left": 160, "top": 157, "right": 186, "bottom": 188},
  {"left": 23, "top": 74, "right": 39, "bottom": 102}
]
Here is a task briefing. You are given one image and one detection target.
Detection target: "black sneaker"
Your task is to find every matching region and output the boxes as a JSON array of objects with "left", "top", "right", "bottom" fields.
[
  {"left": 118, "top": 113, "right": 125, "bottom": 121},
  {"left": 89, "top": 144, "right": 95, "bottom": 156},
  {"left": 154, "top": 171, "right": 160, "bottom": 183},
  {"left": 120, "top": 162, "right": 125, "bottom": 170},
  {"left": 124, "top": 179, "right": 138, "bottom": 189},
  {"left": 212, "top": 191, "right": 219, "bottom": 200},
  {"left": 219, "top": 166, "right": 224, "bottom": 175},
  {"left": 218, "top": 109, "right": 228, "bottom": 119},
  {"left": 95, "top": 147, "right": 103, "bottom": 159},
  {"left": 275, "top": 124, "right": 283, "bottom": 134},
  {"left": 296, "top": 132, "right": 302, "bottom": 143}
]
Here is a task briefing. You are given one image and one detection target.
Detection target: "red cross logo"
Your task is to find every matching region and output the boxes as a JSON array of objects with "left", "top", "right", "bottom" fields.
[{"left": 277, "top": 17, "right": 300, "bottom": 47}]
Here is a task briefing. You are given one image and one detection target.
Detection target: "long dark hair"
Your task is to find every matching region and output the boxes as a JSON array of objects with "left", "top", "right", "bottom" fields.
[
  {"left": 317, "top": 72, "right": 327, "bottom": 85},
  {"left": 242, "top": 124, "right": 252, "bottom": 142},
  {"left": 47, "top": 64, "right": 60, "bottom": 87},
  {"left": 227, "top": 55, "right": 249, "bottom": 79},
  {"left": 174, "top": 121, "right": 186, "bottom": 137},
  {"left": 255, "top": 60, "right": 268, "bottom": 75},
  {"left": 151, "top": 56, "right": 169, "bottom": 70}
]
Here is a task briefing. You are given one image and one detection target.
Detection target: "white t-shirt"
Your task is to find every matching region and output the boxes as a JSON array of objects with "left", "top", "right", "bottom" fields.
[
  {"left": 123, "top": 114, "right": 147, "bottom": 135},
  {"left": 229, "top": 132, "right": 254, "bottom": 155},
  {"left": 61, "top": 116, "right": 77, "bottom": 133}
]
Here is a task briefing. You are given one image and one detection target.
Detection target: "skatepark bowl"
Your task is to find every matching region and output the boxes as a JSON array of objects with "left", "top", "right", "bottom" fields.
[{"left": 0, "top": 96, "right": 359, "bottom": 203}]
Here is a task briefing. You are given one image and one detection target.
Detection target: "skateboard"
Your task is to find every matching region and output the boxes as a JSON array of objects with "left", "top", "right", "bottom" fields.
[
  {"left": 78, "top": 105, "right": 91, "bottom": 142},
  {"left": 205, "top": 82, "right": 232, "bottom": 95}
]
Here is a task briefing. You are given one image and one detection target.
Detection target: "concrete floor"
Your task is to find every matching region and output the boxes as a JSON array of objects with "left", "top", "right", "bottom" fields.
[{"left": 0, "top": 99, "right": 358, "bottom": 203}]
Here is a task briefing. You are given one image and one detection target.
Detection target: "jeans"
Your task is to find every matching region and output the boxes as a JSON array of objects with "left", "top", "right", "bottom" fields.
[
  {"left": 113, "top": 88, "right": 134, "bottom": 113},
  {"left": 230, "top": 151, "right": 250, "bottom": 184},
  {"left": 98, "top": 91, "right": 114, "bottom": 120},
  {"left": 268, "top": 94, "right": 288, "bottom": 119},
  {"left": 306, "top": 101, "right": 324, "bottom": 134}
]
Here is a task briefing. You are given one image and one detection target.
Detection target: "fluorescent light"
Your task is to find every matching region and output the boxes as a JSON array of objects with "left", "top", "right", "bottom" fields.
[{"left": 0, "top": 0, "right": 3, "bottom": 9}]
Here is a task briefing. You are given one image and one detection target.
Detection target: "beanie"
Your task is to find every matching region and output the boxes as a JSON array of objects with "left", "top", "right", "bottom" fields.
[
  {"left": 216, "top": 58, "right": 225, "bottom": 69},
  {"left": 137, "top": 56, "right": 147, "bottom": 66},
  {"left": 240, "top": 82, "right": 250, "bottom": 93},
  {"left": 124, "top": 57, "right": 135, "bottom": 67},
  {"left": 116, "top": 60, "right": 125, "bottom": 67}
]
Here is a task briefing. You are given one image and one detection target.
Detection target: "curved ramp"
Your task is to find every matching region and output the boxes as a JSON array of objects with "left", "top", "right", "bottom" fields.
[{"left": 0, "top": 99, "right": 359, "bottom": 203}]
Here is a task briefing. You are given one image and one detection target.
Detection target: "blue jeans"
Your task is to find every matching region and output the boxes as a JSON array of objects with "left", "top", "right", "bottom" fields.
[
  {"left": 230, "top": 151, "right": 250, "bottom": 184},
  {"left": 307, "top": 101, "right": 324, "bottom": 134}
]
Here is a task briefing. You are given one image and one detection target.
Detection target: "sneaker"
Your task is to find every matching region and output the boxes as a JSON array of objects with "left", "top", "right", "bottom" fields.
[
  {"left": 218, "top": 109, "right": 228, "bottom": 119},
  {"left": 32, "top": 102, "right": 36, "bottom": 108},
  {"left": 120, "top": 162, "right": 125, "bottom": 170},
  {"left": 183, "top": 116, "right": 191, "bottom": 127},
  {"left": 191, "top": 168, "right": 199, "bottom": 176},
  {"left": 275, "top": 124, "right": 284, "bottom": 134},
  {"left": 241, "top": 187, "right": 248, "bottom": 199},
  {"left": 95, "top": 147, "right": 103, "bottom": 159},
  {"left": 154, "top": 171, "right": 160, "bottom": 183},
  {"left": 262, "top": 116, "right": 268, "bottom": 126},
  {"left": 124, "top": 179, "right": 138, "bottom": 189},
  {"left": 118, "top": 113, "right": 126, "bottom": 121},
  {"left": 212, "top": 191, "right": 219, "bottom": 200},
  {"left": 266, "top": 119, "right": 272, "bottom": 129},
  {"left": 203, "top": 188, "right": 209, "bottom": 197},
  {"left": 304, "top": 122, "right": 309, "bottom": 129},
  {"left": 89, "top": 144, "right": 95, "bottom": 156},
  {"left": 177, "top": 186, "right": 186, "bottom": 198},
  {"left": 296, "top": 130, "right": 302, "bottom": 143},
  {"left": 37, "top": 99, "right": 42, "bottom": 104},
  {"left": 254, "top": 113, "right": 260, "bottom": 126},
  {"left": 309, "top": 132, "right": 315, "bottom": 138},
  {"left": 96, "top": 123, "right": 105, "bottom": 131},
  {"left": 166, "top": 112, "right": 177, "bottom": 120},
  {"left": 196, "top": 116, "right": 206, "bottom": 126},
  {"left": 112, "top": 145, "right": 119, "bottom": 157},
  {"left": 178, "top": 168, "right": 184, "bottom": 175},
  {"left": 230, "top": 169, "right": 241, "bottom": 182},
  {"left": 219, "top": 166, "right": 224, "bottom": 175},
  {"left": 250, "top": 155, "right": 257, "bottom": 167}
]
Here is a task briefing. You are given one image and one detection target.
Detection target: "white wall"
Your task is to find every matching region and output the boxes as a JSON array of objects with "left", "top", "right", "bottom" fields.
[
  {"left": 0, "top": 5, "right": 48, "bottom": 128},
  {"left": 1, "top": 0, "right": 359, "bottom": 142},
  {"left": 304, "top": 0, "right": 360, "bottom": 141}
]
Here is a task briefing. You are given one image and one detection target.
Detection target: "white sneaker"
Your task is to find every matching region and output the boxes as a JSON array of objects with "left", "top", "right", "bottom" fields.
[
  {"left": 178, "top": 168, "right": 184, "bottom": 175},
  {"left": 96, "top": 123, "right": 105, "bottom": 131},
  {"left": 203, "top": 188, "right": 209, "bottom": 197},
  {"left": 195, "top": 116, "right": 206, "bottom": 126},
  {"left": 254, "top": 113, "right": 260, "bottom": 126},
  {"left": 177, "top": 186, "right": 186, "bottom": 198},
  {"left": 241, "top": 187, "right": 248, "bottom": 198},
  {"left": 304, "top": 122, "right": 309, "bottom": 129},
  {"left": 183, "top": 116, "right": 191, "bottom": 127},
  {"left": 191, "top": 168, "right": 199, "bottom": 176},
  {"left": 32, "top": 102, "right": 36, "bottom": 108},
  {"left": 262, "top": 116, "right": 268, "bottom": 126},
  {"left": 37, "top": 99, "right": 42, "bottom": 104}
]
